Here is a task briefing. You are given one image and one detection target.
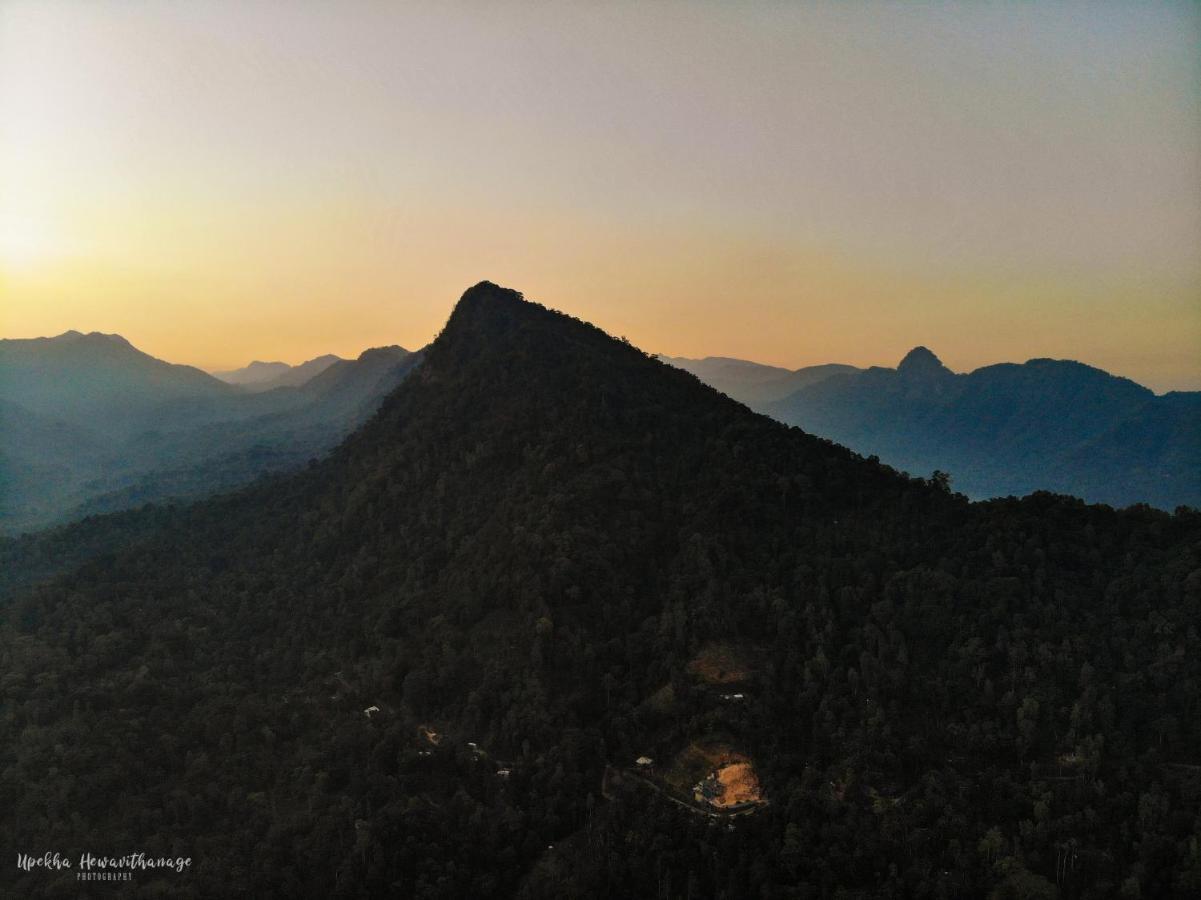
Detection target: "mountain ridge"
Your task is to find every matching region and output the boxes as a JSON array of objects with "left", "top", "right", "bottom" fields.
[
  {"left": 214, "top": 354, "right": 345, "bottom": 390},
  {"left": 665, "top": 343, "right": 1200, "bottom": 509},
  {"left": 730, "top": 347, "right": 1200, "bottom": 509},
  {"left": 659, "top": 355, "right": 862, "bottom": 407},
  {"left": 0, "top": 330, "right": 419, "bottom": 533}
]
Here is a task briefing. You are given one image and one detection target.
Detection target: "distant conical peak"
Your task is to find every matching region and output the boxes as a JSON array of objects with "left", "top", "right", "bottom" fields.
[{"left": 898, "top": 346, "right": 950, "bottom": 376}]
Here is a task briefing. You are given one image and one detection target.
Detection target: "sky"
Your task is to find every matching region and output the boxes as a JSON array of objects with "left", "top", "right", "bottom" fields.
[{"left": 1, "top": 1, "right": 1199, "bottom": 390}]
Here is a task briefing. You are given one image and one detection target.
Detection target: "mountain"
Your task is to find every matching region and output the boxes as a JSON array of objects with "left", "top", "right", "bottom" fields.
[
  {"left": 63, "top": 344, "right": 423, "bottom": 525},
  {"left": 661, "top": 355, "right": 860, "bottom": 406},
  {"left": 213, "top": 359, "right": 292, "bottom": 385},
  {"left": 0, "top": 333, "right": 419, "bottom": 533},
  {"left": 299, "top": 346, "right": 410, "bottom": 405},
  {"left": 747, "top": 348, "right": 1198, "bottom": 510},
  {"left": 0, "top": 330, "right": 233, "bottom": 434},
  {"left": 260, "top": 354, "right": 343, "bottom": 389},
  {"left": 214, "top": 354, "right": 343, "bottom": 391},
  {"left": 3, "top": 282, "right": 1198, "bottom": 899}
]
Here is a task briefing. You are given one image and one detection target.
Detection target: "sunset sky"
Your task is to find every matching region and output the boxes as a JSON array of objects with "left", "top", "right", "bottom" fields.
[{"left": 2, "top": 1, "right": 1199, "bottom": 390}]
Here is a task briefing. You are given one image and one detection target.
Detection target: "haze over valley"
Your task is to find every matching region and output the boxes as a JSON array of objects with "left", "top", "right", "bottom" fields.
[{"left": 0, "top": 330, "right": 418, "bottom": 533}]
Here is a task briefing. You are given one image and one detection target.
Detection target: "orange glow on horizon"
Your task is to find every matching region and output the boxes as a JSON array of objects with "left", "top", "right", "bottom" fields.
[{"left": 2, "top": 1, "right": 1198, "bottom": 392}]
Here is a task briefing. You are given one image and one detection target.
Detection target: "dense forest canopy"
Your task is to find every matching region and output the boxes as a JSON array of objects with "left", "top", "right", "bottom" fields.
[{"left": 2, "top": 282, "right": 1198, "bottom": 898}]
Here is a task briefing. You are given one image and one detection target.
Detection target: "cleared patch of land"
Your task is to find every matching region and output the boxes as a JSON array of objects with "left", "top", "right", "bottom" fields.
[
  {"left": 708, "top": 762, "right": 761, "bottom": 808},
  {"left": 663, "top": 740, "right": 765, "bottom": 809},
  {"left": 648, "top": 740, "right": 768, "bottom": 812}
]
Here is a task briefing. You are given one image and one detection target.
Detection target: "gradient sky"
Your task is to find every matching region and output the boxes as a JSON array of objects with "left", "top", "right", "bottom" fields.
[{"left": 2, "top": 1, "right": 1199, "bottom": 390}]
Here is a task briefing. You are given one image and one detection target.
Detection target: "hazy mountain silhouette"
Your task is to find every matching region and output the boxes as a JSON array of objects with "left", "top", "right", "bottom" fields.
[
  {"left": 758, "top": 347, "right": 1199, "bottom": 509},
  {"left": 2, "top": 282, "right": 1197, "bottom": 897},
  {"left": 0, "top": 332, "right": 419, "bottom": 533},
  {"left": 0, "top": 330, "right": 233, "bottom": 434},
  {"left": 214, "top": 354, "right": 343, "bottom": 391},
  {"left": 214, "top": 359, "right": 291, "bottom": 385},
  {"left": 661, "top": 346, "right": 1197, "bottom": 510},
  {"left": 298, "top": 346, "right": 410, "bottom": 404},
  {"left": 660, "top": 355, "right": 860, "bottom": 406}
]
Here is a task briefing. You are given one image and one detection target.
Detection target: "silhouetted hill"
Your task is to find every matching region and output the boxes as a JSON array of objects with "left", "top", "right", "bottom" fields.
[
  {"left": 214, "top": 359, "right": 292, "bottom": 385},
  {"left": 755, "top": 348, "right": 1200, "bottom": 509},
  {"left": 0, "top": 331, "right": 233, "bottom": 433},
  {"left": 661, "top": 355, "right": 860, "bottom": 406},
  {"left": 299, "top": 345, "right": 410, "bottom": 404},
  {"left": 0, "top": 333, "right": 419, "bottom": 533},
  {"left": 2, "top": 282, "right": 1198, "bottom": 898},
  {"left": 215, "top": 354, "right": 343, "bottom": 391}
]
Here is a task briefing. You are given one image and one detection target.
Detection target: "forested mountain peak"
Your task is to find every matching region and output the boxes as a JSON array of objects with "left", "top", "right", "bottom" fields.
[
  {"left": 437, "top": 280, "right": 545, "bottom": 344},
  {"left": 389, "top": 279, "right": 863, "bottom": 475},
  {"left": 459, "top": 278, "right": 525, "bottom": 308}
]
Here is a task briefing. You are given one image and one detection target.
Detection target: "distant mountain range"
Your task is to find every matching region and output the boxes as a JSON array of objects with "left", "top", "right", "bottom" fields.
[
  {"left": 667, "top": 347, "right": 1200, "bottom": 510},
  {"left": 213, "top": 354, "right": 343, "bottom": 391},
  {"left": 2, "top": 327, "right": 1196, "bottom": 534},
  {"left": 0, "top": 331, "right": 420, "bottom": 533},
  {"left": 660, "top": 356, "right": 862, "bottom": 407}
]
